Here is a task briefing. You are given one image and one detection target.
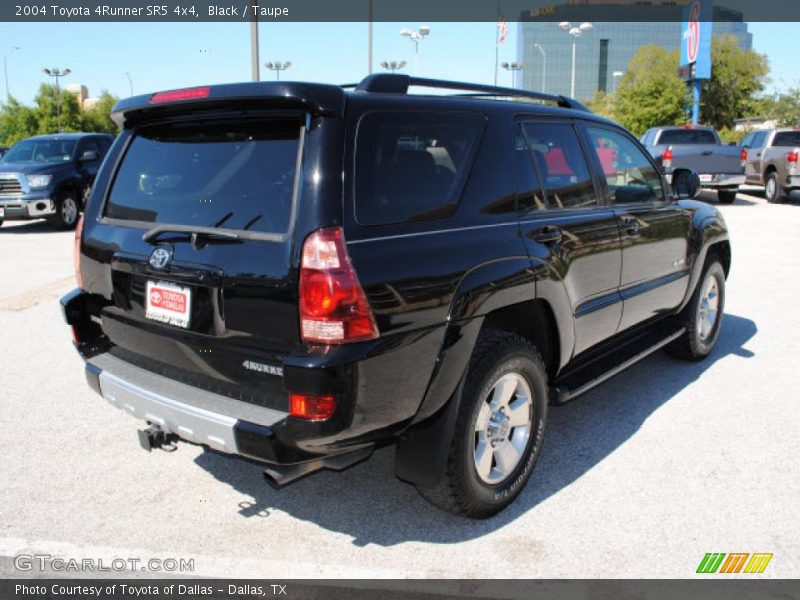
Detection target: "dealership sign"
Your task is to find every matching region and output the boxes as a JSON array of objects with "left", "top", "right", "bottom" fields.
[{"left": 680, "top": 0, "right": 712, "bottom": 80}]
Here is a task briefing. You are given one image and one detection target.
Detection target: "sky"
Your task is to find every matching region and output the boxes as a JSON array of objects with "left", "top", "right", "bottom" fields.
[{"left": 0, "top": 21, "right": 796, "bottom": 105}]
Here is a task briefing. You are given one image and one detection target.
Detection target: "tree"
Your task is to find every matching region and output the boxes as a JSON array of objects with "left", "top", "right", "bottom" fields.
[
  {"left": 700, "top": 35, "right": 769, "bottom": 130},
  {"left": 0, "top": 98, "right": 39, "bottom": 145},
  {"left": 81, "top": 91, "right": 120, "bottom": 134},
  {"left": 765, "top": 89, "right": 800, "bottom": 127},
  {"left": 32, "top": 83, "right": 82, "bottom": 134},
  {"left": 610, "top": 45, "right": 689, "bottom": 136}
]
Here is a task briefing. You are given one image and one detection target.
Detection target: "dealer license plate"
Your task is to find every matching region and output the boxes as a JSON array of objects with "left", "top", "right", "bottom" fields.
[
  {"left": 699, "top": 174, "right": 714, "bottom": 183},
  {"left": 145, "top": 280, "right": 191, "bottom": 329}
]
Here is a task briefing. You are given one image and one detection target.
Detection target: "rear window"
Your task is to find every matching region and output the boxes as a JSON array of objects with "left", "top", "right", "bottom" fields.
[
  {"left": 105, "top": 119, "right": 301, "bottom": 235},
  {"left": 773, "top": 131, "right": 800, "bottom": 147},
  {"left": 657, "top": 129, "right": 718, "bottom": 145},
  {"left": 355, "top": 111, "right": 485, "bottom": 225}
]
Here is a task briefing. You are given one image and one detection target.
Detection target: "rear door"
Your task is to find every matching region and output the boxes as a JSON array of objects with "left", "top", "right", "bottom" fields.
[
  {"left": 517, "top": 119, "right": 623, "bottom": 356},
  {"left": 582, "top": 123, "right": 691, "bottom": 331},
  {"left": 82, "top": 114, "right": 311, "bottom": 408}
]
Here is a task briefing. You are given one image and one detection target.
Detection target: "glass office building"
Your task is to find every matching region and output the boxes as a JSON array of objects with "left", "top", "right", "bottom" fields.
[{"left": 515, "top": 3, "right": 752, "bottom": 101}]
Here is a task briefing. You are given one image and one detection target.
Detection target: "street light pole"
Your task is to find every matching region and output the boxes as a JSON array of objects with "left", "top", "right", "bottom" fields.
[
  {"left": 124, "top": 72, "right": 133, "bottom": 96},
  {"left": 559, "top": 21, "right": 592, "bottom": 99},
  {"left": 250, "top": 0, "right": 259, "bottom": 81},
  {"left": 264, "top": 61, "right": 292, "bottom": 81},
  {"left": 4, "top": 46, "right": 19, "bottom": 103},
  {"left": 612, "top": 71, "right": 624, "bottom": 93},
  {"left": 42, "top": 67, "right": 71, "bottom": 133},
  {"left": 533, "top": 43, "right": 546, "bottom": 93},
  {"left": 400, "top": 25, "right": 430, "bottom": 76}
]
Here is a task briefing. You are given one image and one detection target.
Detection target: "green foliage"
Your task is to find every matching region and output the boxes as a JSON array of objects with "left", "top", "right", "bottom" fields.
[
  {"left": 80, "top": 91, "right": 119, "bottom": 134},
  {"left": 717, "top": 127, "right": 744, "bottom": 144},
  {"left": 700, "top": 35, "right": 769, "bottom": 130},
  {"left": 606, "top": 45, "right": 689, "bottom": 136},
  {"left": 764, "top": 89, "right": 800, "bottom": 127},
  {"left": 0, "top": 85, "right": 119, "bottom": 145}
]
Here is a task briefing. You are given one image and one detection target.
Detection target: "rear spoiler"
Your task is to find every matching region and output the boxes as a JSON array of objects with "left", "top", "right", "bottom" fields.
[{"left": 111, "top": 82, "right": 347, "bottom": 128}]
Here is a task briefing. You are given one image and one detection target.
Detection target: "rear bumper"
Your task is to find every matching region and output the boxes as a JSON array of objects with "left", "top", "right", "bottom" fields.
[
  {"left": 665, "top": 173, "right": 745, "bottom": 188},
  {"left": 787, "top": 175, "right": 800, "bottom": 189}
]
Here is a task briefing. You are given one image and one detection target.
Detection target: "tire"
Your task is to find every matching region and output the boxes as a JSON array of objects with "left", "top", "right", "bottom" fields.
[
  {"left": 47, "top": 191, "right": 80, "bottom": 230},
  {"left": 764, "top": 172, "right": 786, "bottom": 204},
  {"left": 673, "top": 170, "right": 698, "bottom": 199},
  {"left": 717, "top": 190, "right": 737, "bottom": 204},
  {"left": 416, "top": 330, "right": 548, "bottom": 518},
  {"left": 665, "top": 259, "right": 725, "bottom": 362}
]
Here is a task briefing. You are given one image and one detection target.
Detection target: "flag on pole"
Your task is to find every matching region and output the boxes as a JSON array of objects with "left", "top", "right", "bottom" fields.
[{"left": 497, "top": 12, "right": 509, "bottom": 46}]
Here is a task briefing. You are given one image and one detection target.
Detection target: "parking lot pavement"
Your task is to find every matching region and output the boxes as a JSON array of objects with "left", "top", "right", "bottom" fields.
[{"left": 1, "top": 189, "right": 798, "bottom": 580}]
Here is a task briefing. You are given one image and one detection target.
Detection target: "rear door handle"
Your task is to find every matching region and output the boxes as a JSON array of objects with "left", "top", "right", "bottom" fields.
[{"left": 533, "top": 226, "right": 562, "bottom": 244}]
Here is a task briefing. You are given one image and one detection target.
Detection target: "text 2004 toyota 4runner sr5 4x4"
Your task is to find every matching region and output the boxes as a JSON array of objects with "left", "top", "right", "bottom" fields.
[{"left": 62, "top": 75, "right": 730, "bottom": 518}]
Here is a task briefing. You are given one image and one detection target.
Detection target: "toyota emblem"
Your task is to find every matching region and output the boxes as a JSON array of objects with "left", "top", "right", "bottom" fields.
[{"left": 149, "top": 246, "right": 173, "bottom": 270}]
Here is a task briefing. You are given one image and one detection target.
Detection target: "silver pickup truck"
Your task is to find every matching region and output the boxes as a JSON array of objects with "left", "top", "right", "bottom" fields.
[
  {"left": 740, "top": 128, "right": 800, "bottom": 203},
  {"left": 641, "top": 126, "right": 746, "bottom": 204}
]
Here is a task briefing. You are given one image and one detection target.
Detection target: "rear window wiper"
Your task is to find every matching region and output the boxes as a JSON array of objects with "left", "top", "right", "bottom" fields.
[{"left": 142, "top": 224, "right": 241, "bottom": 249}]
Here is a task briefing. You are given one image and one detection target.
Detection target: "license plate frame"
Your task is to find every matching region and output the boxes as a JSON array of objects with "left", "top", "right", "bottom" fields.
[
  {"left": 699, "top": 174, "right": 714, "bottom": 183},
  {"left": 145, "top": 280, "right": 192, "bottom": 329}
]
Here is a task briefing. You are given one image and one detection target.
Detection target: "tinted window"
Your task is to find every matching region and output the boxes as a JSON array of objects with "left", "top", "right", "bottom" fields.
[
  {"left": 740, "top": 132, "right": 755, "bottom": 148},
  {"left": 77, "top": 138, "right": 100, "bottom": 159},
  {"left": 751, "top": 131, "right": 767, "bottom": 148},
  {"left": 97, "top": 137, "right": 113, "bottom": 155},
  {"left": 523, "top": 122, "right": 597, "bottom": 209},
  {"left": 355, "top": 111, "right": 485, "bottom": 225},
  {"left": 3, "top": 139, "right": 76, "bottom": 163},
  {"left": 773, "top": 131, "right": 800, "bottom": 147},
  {"left": 514, "top": 125, "right": 546, "bottom": 214},
  {"left": 587, "top": 126, "right": 665, "bottom": 205},
  {"left": 658, "top": 129, "right": 718, "bottom": 145},
  {"left": 106, "top": 119, "right": 300, "bottom": 234}
]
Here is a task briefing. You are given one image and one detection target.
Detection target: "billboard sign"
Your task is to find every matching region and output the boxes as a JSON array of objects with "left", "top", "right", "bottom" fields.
[{"left": 680, "top": 0, "right": 713, "bottom": 80}]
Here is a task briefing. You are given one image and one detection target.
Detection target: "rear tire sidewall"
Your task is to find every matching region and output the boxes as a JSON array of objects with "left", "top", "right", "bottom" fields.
[
  {"left": 765, "top": 173, "right": 783, "bottom": 204},
  {"left": 460, "top": 349, "right": 548, "bottom": 512}
]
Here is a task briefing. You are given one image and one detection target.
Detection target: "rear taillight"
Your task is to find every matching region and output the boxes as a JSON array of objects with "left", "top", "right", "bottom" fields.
[
  {"left": 74, "top": 215, "right": 84, "bottom": 289},
  {"left": 787, "top": 149, "right": 799, "bottom": 163},
  {"left": 740, "top": 148, "right": 747, "bottom": 168},
  {"left": 299, "top": 227, "right": 378, "bottom": 344},
  {"left": 289, "top": 393, "right": 337, "bottom": 420},
  {"left": 662, "top": 147, "right": 673, "bottom": 169},
  {"left": 149, "top": 86, "right": 210, "bottom": 104}
]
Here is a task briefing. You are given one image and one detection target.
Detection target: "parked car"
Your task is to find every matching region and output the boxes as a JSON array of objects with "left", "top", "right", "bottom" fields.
[
  {"left": 0, "top": 146, "right": 8, "bottom": 159},
  {"left": 61, "top": 75, "right": 730, "bottom": 518},
  {"left": 640, "top": 126, "right": 746, "bottom": 204},
  {"left": 0, "top": 133, "right": 113, "bottom": 229},
  {"left": 740, "top": 128, "right": 800, "bottom": 203}
]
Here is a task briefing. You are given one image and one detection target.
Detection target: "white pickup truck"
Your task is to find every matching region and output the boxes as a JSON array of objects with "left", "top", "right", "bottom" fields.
[{"left": 740, "top": 128, "right": 800, "bottom": 203}]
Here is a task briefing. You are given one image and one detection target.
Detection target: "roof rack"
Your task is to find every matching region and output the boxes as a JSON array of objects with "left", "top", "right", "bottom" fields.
[{"left": 349, "top": 73, "right": 590, "bottom": 112}]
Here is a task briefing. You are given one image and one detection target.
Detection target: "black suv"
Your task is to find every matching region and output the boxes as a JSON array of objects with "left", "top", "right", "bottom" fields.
[
  {"left": 0, "top": 133, "right": 113, "bottom": 229},
  {"left": 62, "top": 75, "right": 730, "bottom": 518}
]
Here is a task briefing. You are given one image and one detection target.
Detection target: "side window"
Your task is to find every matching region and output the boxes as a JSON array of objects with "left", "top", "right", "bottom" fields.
[
  {"left": 354, "top": 111, "right": 485, "bottom": 226},
  {"left": 514, "top": 125, "right": 546, "bottom": 214},
  {"left": 523, "top": 122, "right": 598, "bottom": 209},
  {"left": 740, "top": 132, "right": 754, "bottom": 149},
  {"left": 97, "top": 137, "right": 112, "bottom": 156},
  {"left": 586, "top": 126, "right": 665, "bottom": 205},
  {"left": 751, "top": 131, "right": 767, "bottom": 148}
]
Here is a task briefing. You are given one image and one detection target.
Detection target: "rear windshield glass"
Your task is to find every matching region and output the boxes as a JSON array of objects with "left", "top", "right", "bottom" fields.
[
  {"left": 773, "top": 131, "right": 800, "bottom": 147},
  {"left": 106, "top": 119, "right": 301, "bottom": 234},
  {"left": 355, "top": 111, "right": 485, "bottom": 225},
  {"left": 657, "top": 129, "right": 717, "bottom": 145}
]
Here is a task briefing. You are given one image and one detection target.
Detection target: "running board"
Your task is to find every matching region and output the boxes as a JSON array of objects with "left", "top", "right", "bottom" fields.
[{"left": 554, "top": 323, "right": 686, "bottom": 404}]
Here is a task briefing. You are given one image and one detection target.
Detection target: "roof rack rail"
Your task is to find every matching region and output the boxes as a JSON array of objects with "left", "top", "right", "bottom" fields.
[{"left": 350, "top": 73, "right": 590, "bottom": 112}]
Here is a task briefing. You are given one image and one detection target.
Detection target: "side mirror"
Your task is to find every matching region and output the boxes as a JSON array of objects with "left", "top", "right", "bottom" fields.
[
  {"left": 79, "top": 150, "right": 99, "bottom": 162},
  {"left": 672, "top": 169, "right": 701, "bottom": 200}
]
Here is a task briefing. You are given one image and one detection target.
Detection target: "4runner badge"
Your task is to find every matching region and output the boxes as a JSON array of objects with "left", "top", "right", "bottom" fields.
[
  {"left": 149, "top": 246, "right": 173, "bottom": 270},
  {"left": 242, "top": 360, "right": 283, "bottom": 377}
]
